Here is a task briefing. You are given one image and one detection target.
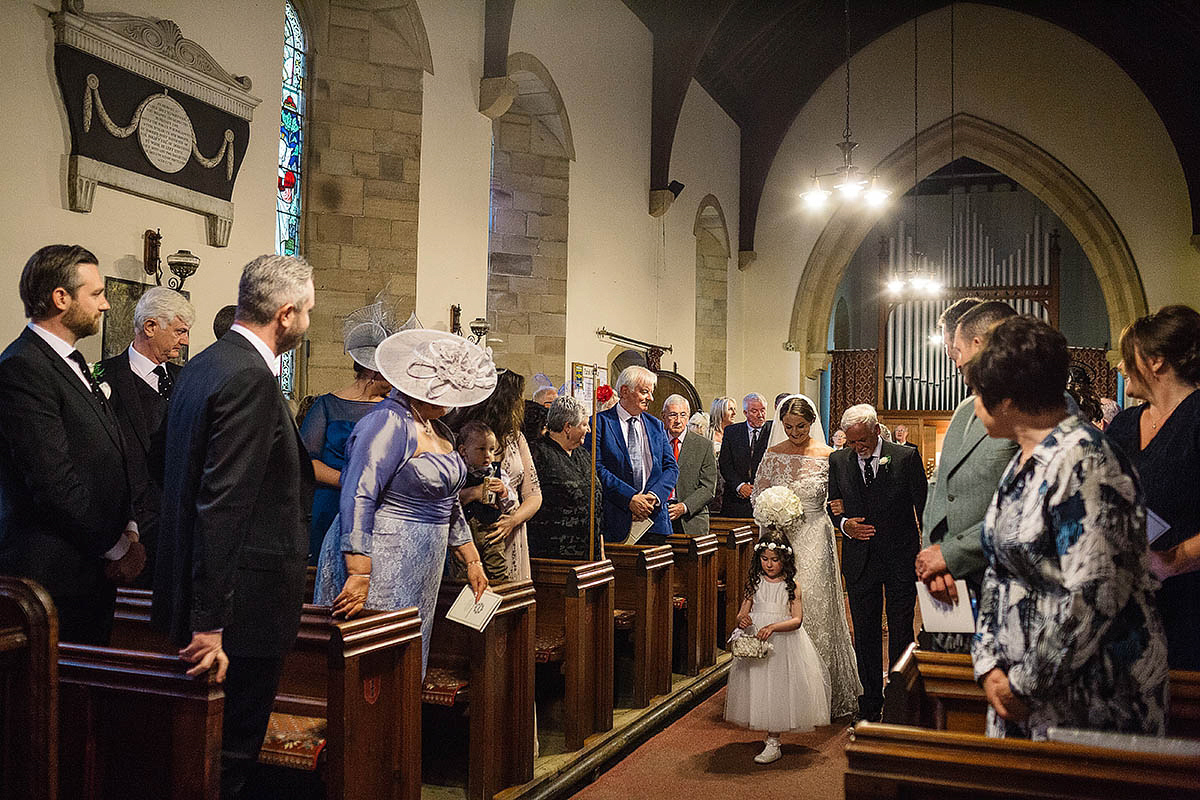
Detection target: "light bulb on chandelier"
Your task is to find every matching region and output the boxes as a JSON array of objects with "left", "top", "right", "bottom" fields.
[{"left": 798, "top": 0, "right": 890, "bottom": 213}]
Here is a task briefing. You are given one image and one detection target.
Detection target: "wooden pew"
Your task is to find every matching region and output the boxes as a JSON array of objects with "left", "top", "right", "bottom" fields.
[
  {"left": 0, "top": 576, "right": 57, "bottom": 800},
  {"left": 58, "top": 643, "right": 223, "bottom": 800},
  {"left": 529, "top": 557, "right": 615, "bottom": 750},
  {"left": 845, "top": 721, "right": 1200, "bottom": 800},
  {"left": 424, "top": 579, "right": 536, "bottom": 800},
  {"left": 709, "top": 522, "right": 755, "bottom": 644},
  {"left": 667, "top": 532, "right": 719, "bottom": 675},
  {"left": 885, "top": 644, "right": 1200, "bottom": 739},
  {"left": 605, "top": 543, "right": 674, "bottom": 707},
  {"left": 112, "top": 589, "right": 424, "bottom": 800}
]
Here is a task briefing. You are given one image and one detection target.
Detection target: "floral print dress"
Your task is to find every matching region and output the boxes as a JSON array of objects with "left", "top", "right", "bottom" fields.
[{"left": 971, "top": 414, "right": 1169, "bottom": 739}]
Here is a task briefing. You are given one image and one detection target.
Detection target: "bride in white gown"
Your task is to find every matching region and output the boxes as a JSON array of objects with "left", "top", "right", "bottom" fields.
[{"left": 752, "top": 395, "right": 862, "bottom": 719}]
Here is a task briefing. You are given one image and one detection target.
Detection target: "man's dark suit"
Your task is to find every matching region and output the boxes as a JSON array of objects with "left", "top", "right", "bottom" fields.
[
  {"left": 827, "top": 439, "right": 927, "bottom": 717},
  {"left": 717, "top": 420, "right": 771, "bottom": 518},
  {"left": 0, "top": 327, "right": 132, "bottom": 644},
  {"left": 99, "top": 348, "right": 179, "bottom": 588},
  {"left": 670, "top": 430, "right": 717, "bottom": 535},
  {"left": 153, "top": 331, "right": 314, "bottom": 797}
]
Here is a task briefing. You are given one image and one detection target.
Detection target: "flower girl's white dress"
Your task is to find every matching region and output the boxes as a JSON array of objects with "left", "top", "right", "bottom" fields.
[{"left": 724, "top": 579, "right": 832, "bottom": 732}]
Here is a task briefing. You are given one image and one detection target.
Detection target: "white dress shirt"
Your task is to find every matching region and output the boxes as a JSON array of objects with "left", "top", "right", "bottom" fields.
[
  {"left": 230, "top": 323, "right": 282, "bottom": 376},
  {"left": 27, "top": 322, "right": 91, "bottom": 391},
  {"left": 127, "top": 344, "right": 162, "bottom": 390},
  {"left": 615, "top": 403, "right": 652, "bottom": 491}
]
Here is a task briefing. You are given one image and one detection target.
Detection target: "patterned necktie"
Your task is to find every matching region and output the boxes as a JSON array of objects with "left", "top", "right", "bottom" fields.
[
  {"left": 750, "top": 426, "right": 760, "bottom": 449},
  {"left": 863, "top": 456, "right": 875, "bottom": 487},
  {"left": 68, "top": 350, "right": 109, "bottom": 410},
  {"left": 627, "top": 417, "right": 645, "bottom": 491},
  {"left": 152, "top": 364, "right": 173, "bottom": 398}
]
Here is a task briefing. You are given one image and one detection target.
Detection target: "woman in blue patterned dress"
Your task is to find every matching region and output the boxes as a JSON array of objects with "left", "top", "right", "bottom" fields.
[
  {"left": 965, "top": 316, "right": 1168, "bottom": 739},
  {"left": 315, "top": 329, "right": 496, "bottom": 673}
]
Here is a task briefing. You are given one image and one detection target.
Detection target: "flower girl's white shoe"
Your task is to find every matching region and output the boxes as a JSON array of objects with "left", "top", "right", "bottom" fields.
[{"left": 753, "top": 737, "right": 782, "bottom": 764}]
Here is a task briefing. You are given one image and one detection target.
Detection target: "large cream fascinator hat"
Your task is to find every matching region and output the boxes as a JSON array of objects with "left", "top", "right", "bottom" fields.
[{"left": 375, "top": 329, "right": 498, "bottom": 407}]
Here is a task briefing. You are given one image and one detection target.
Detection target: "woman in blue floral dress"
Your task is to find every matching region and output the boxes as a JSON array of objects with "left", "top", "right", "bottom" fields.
[{"left": 965, "top": 316, "right": 1168, "bottom": 740}]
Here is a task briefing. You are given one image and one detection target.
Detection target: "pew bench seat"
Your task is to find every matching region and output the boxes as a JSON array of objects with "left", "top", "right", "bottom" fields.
[
  {"left": 421, "top": 666, "right": 470, "bottom": 706},
  {"left": 613, "top": 608, "right": 636, "bottom": 630},
  {"left": 260, "top": 712, "right": 328, "bottom": 771}
]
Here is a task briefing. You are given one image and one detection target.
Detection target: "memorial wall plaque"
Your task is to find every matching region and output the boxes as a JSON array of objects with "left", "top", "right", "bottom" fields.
[{"left": 51, "top": 1, "right": 261, "bottom": 246}]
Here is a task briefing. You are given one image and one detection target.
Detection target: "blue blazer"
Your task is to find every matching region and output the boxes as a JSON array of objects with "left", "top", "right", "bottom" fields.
[{"left": 587, "top": 407, "right": 678, "bottom": 542}]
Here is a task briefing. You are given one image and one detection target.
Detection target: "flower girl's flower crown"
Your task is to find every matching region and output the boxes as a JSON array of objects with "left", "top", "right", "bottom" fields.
[{"left": 754, "top": 541, "right": 793, "bottom": 555}]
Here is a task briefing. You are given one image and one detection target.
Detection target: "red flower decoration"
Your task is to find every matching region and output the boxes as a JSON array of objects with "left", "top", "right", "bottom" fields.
[{"left": 596, "top": 384, "right": 614, "bottom": 403}]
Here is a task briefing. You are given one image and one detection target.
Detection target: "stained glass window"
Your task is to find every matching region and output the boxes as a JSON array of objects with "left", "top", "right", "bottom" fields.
[{"left": 278, "top": 2, "right": 306, "bottom": 398}]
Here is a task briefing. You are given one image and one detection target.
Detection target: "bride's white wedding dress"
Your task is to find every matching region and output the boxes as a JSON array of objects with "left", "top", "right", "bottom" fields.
[{"left": 753, "top": 451, "right": 863, "bottom": 719}]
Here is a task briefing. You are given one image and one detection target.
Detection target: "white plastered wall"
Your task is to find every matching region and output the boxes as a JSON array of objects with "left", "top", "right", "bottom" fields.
[
  {"left": 742, "top": 3, "right": 1199, "bottom": 404},
  {"left": 0, "top": 0, "right": 285, "bottom": 359}
]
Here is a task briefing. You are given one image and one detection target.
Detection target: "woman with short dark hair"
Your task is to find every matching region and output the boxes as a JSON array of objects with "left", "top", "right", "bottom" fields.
[
  {"left": 527, "top": 396, "right": 600, "bottom": 559},
  {"left": 1107, "top": 304, "right": 1200, "bottom": 668},
  {"left": 966, "top": 315, "right": 1168, "bottom": 739}
]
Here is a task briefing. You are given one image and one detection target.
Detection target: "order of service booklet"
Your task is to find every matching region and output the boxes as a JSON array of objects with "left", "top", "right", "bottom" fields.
[{"left": 445, "top": 585, "right": 503, "bottom": 631}]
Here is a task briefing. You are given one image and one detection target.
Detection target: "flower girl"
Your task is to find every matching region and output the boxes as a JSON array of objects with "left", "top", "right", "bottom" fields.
[{"left": 724, "top": 530, "right": 832, "bottom": 764}]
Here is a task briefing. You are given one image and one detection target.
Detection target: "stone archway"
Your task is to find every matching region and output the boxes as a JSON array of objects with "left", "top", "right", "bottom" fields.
[
  {"left": 693, "top": 194, "right": 731, "bottom": 401},
  {"left": 788, "top": 113, "right": 1148, "bottom": 377},
  {"left": 486, "top": 52, "right": 574, "bottom": 385}
]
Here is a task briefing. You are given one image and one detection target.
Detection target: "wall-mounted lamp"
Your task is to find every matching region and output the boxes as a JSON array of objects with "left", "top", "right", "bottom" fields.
[
  {"left": 144, "top": 229, "right": 162, "bottom": 285},
  {"left": 166, "top": 249, "right": 200, "bottom": 292},
  {"left": 468, "top": 317, "right": 490, "bottom": 345}
]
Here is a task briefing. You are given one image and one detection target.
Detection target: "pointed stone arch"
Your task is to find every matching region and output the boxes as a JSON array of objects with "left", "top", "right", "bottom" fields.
[
  {"left": 487, "top": 53, "right": 573, "bottom": 385},
  {"left": 788, "top": 113, "right": 1147, "bottom": 377},
  {"left": 694, "top": 194, "right": 732, "bottom": 400}
]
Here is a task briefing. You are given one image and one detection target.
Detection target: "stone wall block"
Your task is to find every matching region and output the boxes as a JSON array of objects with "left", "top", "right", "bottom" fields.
[
  {"left": 369, "top": 23, "right": 426, "bottom": 69},
  {"left": 330, "top": 24, "right": 370, "bottom": 54},
  {"left": 390, "top": 220, "right": 419, "bottom": 248},
  {"left": 527, "top": 312, "right": 566, "bottom": 337},
  {"left": 534, "top": 336, "right": 564, "bottom": 356},
  {"left": 320, "top": 55, "right": 381, "bottom": 87},
  {"left": 365, "top": 179, "right": 420, "bottom": 200},
  {"left": 403, "top": 158, "right": 421, "bottom": 183},
  {"left": 498, "top": 121, "right": 531, "bottom": 153},
  {"left": 513, "top": 190, "right": 542, "bottom": 212},
  {"left": 305, "top": 243, "right": 340, "bottom": 270},
  {"left": 532, "top": 175, "right": 569, "bottom": 197},
  {"left": 509, "top": 153, "right": 545, "bottom": 175},
  {"left": 317, "top": 214, "right": 356, "bottom": 244},
  {"left": 539, "top": 215, "right": 569, "bottom": 242},
  {"left": 329, "top": 81, "right": 371, "bottom": 107},
  {"left": 368, "top": 248, "right": 418, "bottom": 274},
  {"left": 498, "top": 234, "right": 536, "bottom": 256},
  {"left": 364, "top": 197, "right": 417, "bottom": 220},
  {"left": 310, "top": 175, "right": 365, "bottom": 216},
  {"left": 340, "top": 105, "right": 397, "bottom": 130},
  {"left": 329, "top": 124, "right": 375, "bottom": 153},
  {"left": 530, "top": 119, "right": 566, "bottom": 158},
  {"left": 381, "top": 67, "right": 424, "bottom": 91},
  {"left": 353, "top": 217, "right": 393, "bottom": 248},
  {"left": 374, "top": 130, "right": 421, "bottom": 156},
  {"left": 330, "top": 5, "right": 372, "bottom": 29},
  {"left": 542, "top": 157, "right": 570, "bottom": 179},
  {"left": 340, "top": 244, "right": 370, "bottom": 271},
  {"left": 352, "top": 152, "right": 381, "bottom": 178},
  {"left": 536, "top": 240, "right": 567, "bottom": 260},
  {"left": 532, "top": 255, "right": 567, "bottom": 280},
  {"left": 492, "top": 209, "right": 528, "bottom": 236},
  {"left": 541, "top": 196, "right": 568, "bottom": 217},
  {"left": 379, "top": 153, "right": 406, "bottom": 182},
  {"left": 316, "top": 149, "right": 354, "bottom": 176}
]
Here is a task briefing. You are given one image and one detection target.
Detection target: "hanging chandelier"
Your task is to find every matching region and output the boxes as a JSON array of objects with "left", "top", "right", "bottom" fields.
[{"left": 800, "top": 0, "right": 890, "bottom": 211}]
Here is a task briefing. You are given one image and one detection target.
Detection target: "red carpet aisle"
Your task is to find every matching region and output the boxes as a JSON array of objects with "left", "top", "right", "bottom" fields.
[{"left": 572, "top": 687, "right": 850, "bottom": 800}]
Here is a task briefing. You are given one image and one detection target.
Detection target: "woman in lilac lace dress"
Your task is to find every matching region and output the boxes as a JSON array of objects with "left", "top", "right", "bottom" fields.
[
  {"left": 315, "top": 330, "right": 496, "bottom": 673},
  {"left": 752, "top": 395, "right": 862, "bottom": 719}
]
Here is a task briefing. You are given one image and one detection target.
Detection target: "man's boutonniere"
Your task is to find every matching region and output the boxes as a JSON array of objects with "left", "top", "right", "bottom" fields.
[
  {"left": 878, "top": 455, "right": 891, "bottom": 467},
  {"left": 90, "top": 362, "right": 105, "bottom": 383}
]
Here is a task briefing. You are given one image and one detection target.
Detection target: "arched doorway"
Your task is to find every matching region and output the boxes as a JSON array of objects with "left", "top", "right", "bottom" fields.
[
  {"left": 788, "top": 114, "right": 1147, "bottom": 377},
  {"left": 693, "top": 194, "right": 731, "bottom": 403}
]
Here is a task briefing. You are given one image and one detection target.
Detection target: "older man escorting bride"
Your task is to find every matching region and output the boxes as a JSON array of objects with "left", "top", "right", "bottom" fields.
[{"left": 752, "top": 395, "right": 862, "bottom": 719}]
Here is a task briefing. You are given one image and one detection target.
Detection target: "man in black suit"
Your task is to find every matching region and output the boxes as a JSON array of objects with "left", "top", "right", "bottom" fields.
[
  {"left": 99, "top": 286, "right": 193, "bottom": 588},
  {"left": 827, "top": 403, "right": 927, "bottom": 721},
  {"left": 153, "top": 254, "right": 315, "bottom": 799},
  {"left": 0, "top": 245, "right": 145, "bottom": 645},
  {"left": 717, "top": 392, "right": 771, "bottom": 518}
]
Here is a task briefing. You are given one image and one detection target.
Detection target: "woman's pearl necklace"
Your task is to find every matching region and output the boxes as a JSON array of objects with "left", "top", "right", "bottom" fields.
[{"left": 411, "top": 407, "right": 434, "bottom": 436}]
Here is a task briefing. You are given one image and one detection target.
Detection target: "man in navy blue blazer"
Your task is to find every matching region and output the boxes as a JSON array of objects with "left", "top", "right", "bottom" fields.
[{"left": 588, "top": 365, "right": 678, "bottom": 545}]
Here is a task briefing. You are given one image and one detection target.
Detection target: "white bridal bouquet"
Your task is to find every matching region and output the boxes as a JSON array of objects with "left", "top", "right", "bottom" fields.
[{"left": 752, "top": 485, "right": 805, "bottom": 529}]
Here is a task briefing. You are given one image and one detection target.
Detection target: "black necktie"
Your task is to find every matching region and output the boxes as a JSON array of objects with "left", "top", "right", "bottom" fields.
[
  {"left": 152, "top": 364, "right": 173, "bottom": 398},
  {"left": 750, "top": 426, "right": 760, "bottom": 449},
  {"left": 863, "top": 457, "right": 875, "bottom": 487},
  {"left": 68, "top": 350, "right": 109, "bottom": 409}
]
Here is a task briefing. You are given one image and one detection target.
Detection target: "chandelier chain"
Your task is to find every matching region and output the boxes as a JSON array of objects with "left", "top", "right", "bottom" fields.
[{"left": 843, "top": 0, "right": 852, "bottom": 142}]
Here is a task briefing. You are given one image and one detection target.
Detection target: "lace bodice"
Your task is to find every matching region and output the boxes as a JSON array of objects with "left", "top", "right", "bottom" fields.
[{"left": 753, "top": 452, "right": 829, "bottom": 512}]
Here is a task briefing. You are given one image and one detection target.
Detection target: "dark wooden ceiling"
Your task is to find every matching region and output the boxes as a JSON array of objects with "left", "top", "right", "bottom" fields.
[{"left": 622, "top": 0, "right": 1200, "bottom": 253}]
